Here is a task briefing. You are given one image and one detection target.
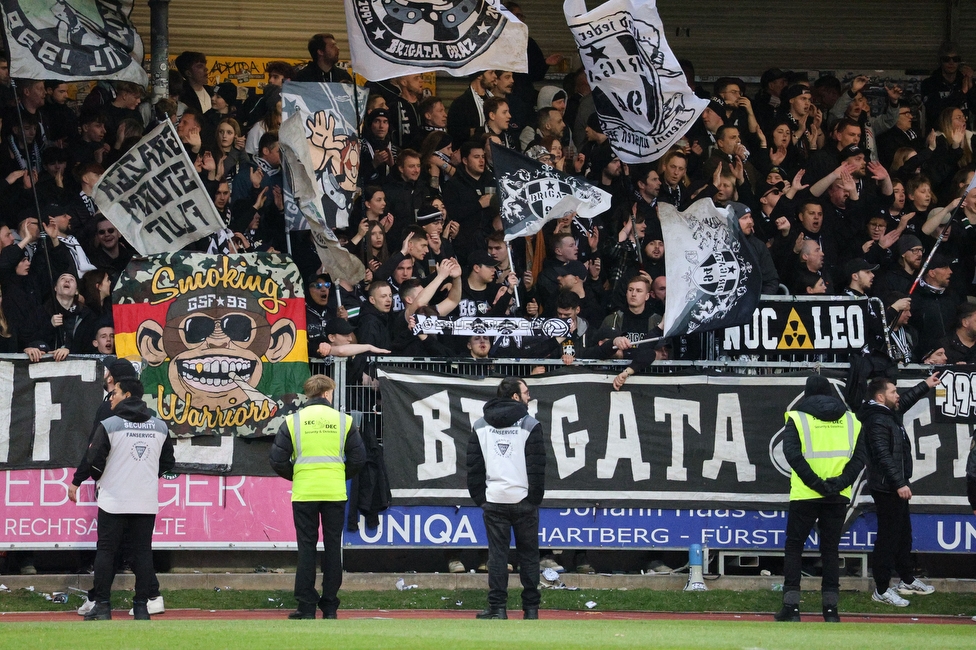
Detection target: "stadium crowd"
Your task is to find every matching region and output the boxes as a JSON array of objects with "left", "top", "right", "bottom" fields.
[{"left": 0, "top": 18, "right": 975, "bottom": 378}]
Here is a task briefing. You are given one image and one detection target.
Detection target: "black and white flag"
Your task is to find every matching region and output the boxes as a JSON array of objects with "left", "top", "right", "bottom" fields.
[
  {"left": 658, "top": 199, "right": 761, "bottom": 338},
  {"left": 92, "top": 120, "right": 224, "bottom": 255},
  {"left": 564, "top": 0, "right": 706, "bottom": 163},
  {"left": 345, "top": 0, "right": 527, "bottom": 80},
  {"left": 1, "top": 1, "right": 147, "bottom": 84},
  {"left": 492, "top": 142, "right": 611, "bottom": 241}
]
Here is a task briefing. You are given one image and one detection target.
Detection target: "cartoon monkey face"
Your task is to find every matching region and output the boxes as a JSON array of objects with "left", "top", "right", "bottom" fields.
[{"left": 137, "top": 290, "right": 295, "bottom": 409}]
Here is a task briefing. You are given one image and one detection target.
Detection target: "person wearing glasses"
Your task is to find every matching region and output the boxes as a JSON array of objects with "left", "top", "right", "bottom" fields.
[
  {"left": 921, "top": 41, "right": 976, "bottom": 126},
  {"left": 88, "top": 216, "right": 132, "bottom": 282},
  {"left": 305, "top": 274, "right": 337, "bottom": 359}
]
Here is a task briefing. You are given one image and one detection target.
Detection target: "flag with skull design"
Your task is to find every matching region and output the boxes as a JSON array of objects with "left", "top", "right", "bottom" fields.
[{"left": 344, "top": 0, "right": 528, "bottom": 80}]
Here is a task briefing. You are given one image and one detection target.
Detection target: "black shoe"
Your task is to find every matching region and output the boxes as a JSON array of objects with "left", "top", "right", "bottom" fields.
[
  {"left": 288, "top": 610, "right": 316, "bottom": 620},
  {"left": 132, "top": 601, "right": 151, "bottom": 621},
  {"left": 321, "top": 610, "right": 338, "bottom": 619},
  {"left": 475, "top": 607, "right": 508, "bottom": 620},
  {"left": 822, "top": 606, "right": 840, "bottom": 623},
  {"left": 523, "top": 608, "right": 539, "bottom": 620},
  {"left": 84, "top": 601, "right": 112, "bottom": 621},
  {"left": 773, "top": 604, "right": 800, "bottom": 622}
]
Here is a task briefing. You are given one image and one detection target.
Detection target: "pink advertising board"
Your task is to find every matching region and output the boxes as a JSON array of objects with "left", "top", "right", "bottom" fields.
[{"left": 1, "top": 470, "right": 299, "bottom": 549}]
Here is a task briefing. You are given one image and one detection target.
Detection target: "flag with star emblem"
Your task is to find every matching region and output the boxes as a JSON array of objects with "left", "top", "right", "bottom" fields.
[
  {"left": 658, "top": 199, "right": 761, "bottom": 338},
  {"left": 564, "top": 0, "right": 707, "bottom": 163},
  {"left": 491, "top": 142, "right": 611, "bottom": 241},
  {"left": 344, "top": 0, "right": 528, "bottom": 81}
]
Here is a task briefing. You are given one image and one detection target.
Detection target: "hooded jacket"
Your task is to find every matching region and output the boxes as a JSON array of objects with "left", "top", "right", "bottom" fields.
[
  {"left": 856, "top": 381, "right": 931, "bottom": 493},
  {"left": 467, "top": 397, "right": 546, "bottom": 506},
  {"left": 782, "top": 392, "right": 866, "bottom": 502},
  {"left": 85, "top": 397, "right": 175, "bottom": 515}
]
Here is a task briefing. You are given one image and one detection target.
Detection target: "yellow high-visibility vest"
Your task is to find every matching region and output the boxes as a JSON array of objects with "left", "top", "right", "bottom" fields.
[
  {"left": 286, "top": 404, "right": 350, "bottom": 502},
  {"left": 785, "top": 410, "right": 860, "bottom": 500}
]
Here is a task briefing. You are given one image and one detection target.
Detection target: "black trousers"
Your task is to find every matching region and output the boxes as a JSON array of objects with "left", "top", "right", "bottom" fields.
[
  {"left": 292, "top": 500, "right": 345, "bottom": 614},
  {"left": 89, "top": 509, "right": 157, "bottom": 604},
  {"left": 871, "top": 490, "right": 915, "bottom": 593},
  {"left": 782, "top": 500, "right": 845, "bottom": 599},
  {"left": 482, "top": 500, "right": 540, "bottom": 609}
]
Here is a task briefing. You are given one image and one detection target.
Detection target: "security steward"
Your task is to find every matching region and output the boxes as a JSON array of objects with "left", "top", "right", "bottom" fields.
[
  {"left": 775, "top": 375, "right": 866, "bottom": 623},
  {"left": 270, "top": 374, "right": 366, "bottom": 619}
]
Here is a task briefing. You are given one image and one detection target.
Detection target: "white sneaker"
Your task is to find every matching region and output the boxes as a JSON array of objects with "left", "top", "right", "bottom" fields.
[
  {"left": 128, "top": 596, "right": 165, "bottom": 616},
  {"left": 540, "top": 557, "right": 565, "bottom": 573},
  {"left": 897, "top": 578, "right": 935, "bottom": 596},
  {"left": 77, "top": 597, "right": 95, "bottom": 616},
  {"left": 448, "top": 560, "right": 465, "bottom": 573},
  {"left": 872, "top": 587, "right": 910, "bottom": 607}
]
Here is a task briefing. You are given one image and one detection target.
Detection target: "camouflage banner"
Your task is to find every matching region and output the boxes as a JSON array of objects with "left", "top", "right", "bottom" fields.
[{"left": 113, "top": 252, "right": 310, "bottom": 439}]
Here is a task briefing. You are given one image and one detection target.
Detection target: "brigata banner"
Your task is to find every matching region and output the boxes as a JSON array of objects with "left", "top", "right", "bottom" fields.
[
  {"left": 3, "top": 470, "right": 972, "bottom": 552},
  {"left": 377, "top": 368, "right": 972, "bottom": 512},
  {"left": 722, "top": 296, "right": 869, "bottom": 355},
  {"left": 92, "top": 120, "right": 225, "bottom": 255}
]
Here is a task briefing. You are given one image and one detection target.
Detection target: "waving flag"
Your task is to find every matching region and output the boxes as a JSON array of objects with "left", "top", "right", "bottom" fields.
[
  {"left": 658, "top": 199, "right": 760, "bottom": 338},
  {"left": 492, "top": 142, "right": 611, "bottom": 241},
  {"left": 564, "top": 0, "right": 706, "bottom": 163},
  {"left": 345, "top": 0, "right": 527, "bottom": 81},
  {"left": 2, "top": 1, "right": 147, "bottom": 84}
]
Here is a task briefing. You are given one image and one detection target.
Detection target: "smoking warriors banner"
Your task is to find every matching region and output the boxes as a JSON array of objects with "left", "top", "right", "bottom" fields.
[
  {"left": 113, "top": 253, "right": 310, "bottom": 438},
  {"left": 2, "top": 1, "right": 147, "bottom": 84},
  {"left": 377, "top": 368, "right": 973, "bottom": 512}
]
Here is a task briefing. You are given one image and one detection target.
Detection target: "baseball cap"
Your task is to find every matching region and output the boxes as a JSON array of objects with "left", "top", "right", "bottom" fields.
[
  {"left": 842, "top": 258, "right": 879, "bottom": 279},
  {"left": 839, "top": 144, "right": 865, "bottom": 161},
  {"left": 782, "top": 84, "right": 812, "bottom": 102},
  {"left": 325, "top": 319, "right": 355, "bottom": 336},
  {"left": 468, "top": 250, "right": 499, "bottom": 268},
  {"left": 556, "top": 260, "right": 587, "bottom": 280}
]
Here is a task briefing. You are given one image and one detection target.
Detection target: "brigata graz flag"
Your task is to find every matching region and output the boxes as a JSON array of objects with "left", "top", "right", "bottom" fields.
[
  {"left": 92, "top": 119, "right": 224, "bottom": 255},
  {"left": 345, "top": 0, "right": 527, "bottom": 81},
  {"left": 658, "top": 199, "right": 760, "bottom": 338},
  {"left": 564, "top": 0, "right": 706, "bottom": 163},
  {"left": 2, "top": 1, "right": 147, "bottom": 84},
  {"left": 492, "top": 142, "right": 611, "bottom": 241}
]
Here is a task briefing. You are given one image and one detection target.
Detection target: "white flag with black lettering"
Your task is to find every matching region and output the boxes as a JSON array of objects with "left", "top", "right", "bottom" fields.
[
  {"left": 564, "top": 0, "right": 706, "bottom": 163},
  {"left": 92, "top": 120, "right": 223, "bottom": 255},
  {"left": 2, "top": 1, "right": 148, "bottom": 84},
  {"left": 344, "top": 0, "right": 527, "bottom": 81},
  {"left": 658, "top": 199, "right": 761, "bottom": 338}
]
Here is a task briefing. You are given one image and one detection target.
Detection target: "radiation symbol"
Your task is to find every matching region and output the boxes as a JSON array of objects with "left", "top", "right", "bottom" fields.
[{"left": 777, "top": 308, "right": 813, "bottom": 350}]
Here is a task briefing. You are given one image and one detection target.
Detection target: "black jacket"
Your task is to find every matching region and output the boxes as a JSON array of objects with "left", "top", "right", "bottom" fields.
[
  {"left": 857, "top": 381, "right": 931, "bottom": 494},
  {"left": 268, "top": 397, "right": 366, "bottom": 482},
  {"left": 783, "top": 393, "right": 867, "bottom": 502},
  {"left": 466, "top": 397, "right": 546, "bottom": 506}
]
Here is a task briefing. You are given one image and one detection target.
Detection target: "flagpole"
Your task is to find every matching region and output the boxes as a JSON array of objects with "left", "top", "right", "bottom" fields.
[
  {"left": 10, "top": 79, "right": 57, "bottom": 309},
  {"left": 908, "top": 199, "right": 966, "bottom": 294},
  {"left": 506, "top": 243, "right": 521, "bottom": 309}
]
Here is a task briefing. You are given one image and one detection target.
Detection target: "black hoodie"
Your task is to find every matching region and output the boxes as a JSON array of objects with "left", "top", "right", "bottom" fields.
[
  {"left": 783, "top": 394, "right": 866, "bottom": 502},
  {"left": 466, "top": 397, "right": 546, "bottom": 506}
]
